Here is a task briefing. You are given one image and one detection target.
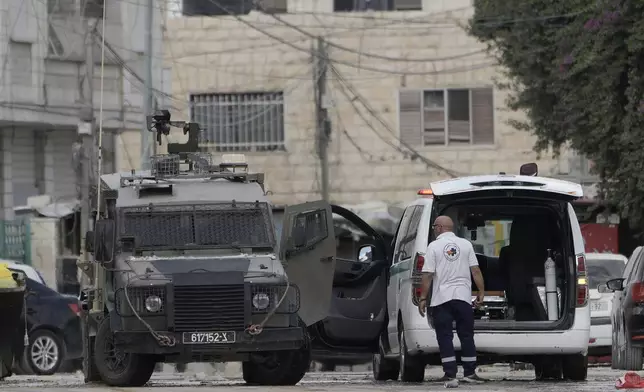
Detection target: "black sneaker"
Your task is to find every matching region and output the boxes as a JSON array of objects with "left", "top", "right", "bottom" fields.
[
  {"left": 462, "top": 373, "right": 487, "bottom": 384},
  {"left": 435, "top": 374, "right": 459, "bottom": 388}
]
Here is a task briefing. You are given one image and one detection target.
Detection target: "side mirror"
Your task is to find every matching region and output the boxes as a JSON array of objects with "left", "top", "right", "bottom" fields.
[
  {"left": 597, "top": 283, "right": 609, "bottom": 294},
  {"left": 94, "top": 220, "right": 115, "bottom": 263},
  {"left": 85, "top": 231, "right": 95, "bottom": 253},
  {"left": 606, "top": 278, "right": 625, "bottom": 292},
  {"left": 358, "top": 245, "right": 375, "bottom": 263},
  {"left": 519, "top": 162, "right": 539, "bottom": 176}
]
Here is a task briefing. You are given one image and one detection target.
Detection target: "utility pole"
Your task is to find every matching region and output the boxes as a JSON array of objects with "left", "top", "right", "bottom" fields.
[
  {"left": 77, "top": 20, "right": 95, "bottom": 288},
  {"left": 141, "top": 0, "right": 154, "bottom": 170},
  {"left": 314, "top": 37, "right": 330, "bottom": 201}
]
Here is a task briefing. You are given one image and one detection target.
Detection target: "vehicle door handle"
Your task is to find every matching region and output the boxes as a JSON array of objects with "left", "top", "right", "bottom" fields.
[{"left": 398, "top": 278, "right": 402, "bottom": 292}]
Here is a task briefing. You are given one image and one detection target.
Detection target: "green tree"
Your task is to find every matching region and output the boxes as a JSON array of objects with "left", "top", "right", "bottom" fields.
[{"left": 469, "top": 0, "right": 644, "bottom": 227}]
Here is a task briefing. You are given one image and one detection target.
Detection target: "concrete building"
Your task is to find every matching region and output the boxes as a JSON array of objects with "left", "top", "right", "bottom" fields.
[
  {"left": 165, "top": 0, "right": 593, "bottom": 208},
  {"left": 0, "top": 0, "right": 167, "bottom": 222}
]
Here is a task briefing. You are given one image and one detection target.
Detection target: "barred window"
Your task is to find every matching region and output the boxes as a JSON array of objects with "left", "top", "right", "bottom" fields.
[{"left": 190, "top": 92, "right": 285, "bottom": 152}]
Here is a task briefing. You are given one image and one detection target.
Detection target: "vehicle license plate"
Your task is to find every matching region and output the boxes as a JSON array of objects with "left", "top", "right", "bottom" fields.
[
  {"left": 182, "top": 331, "right": 235, "bottom": 344},
  {"left": 591, "top": 301, "right": 607, "bottom": 312}
]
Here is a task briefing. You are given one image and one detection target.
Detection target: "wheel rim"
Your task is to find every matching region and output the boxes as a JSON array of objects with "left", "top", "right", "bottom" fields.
[
  {"left": 103, "top": 331, "right": 131, "bottom": 374},
  {"left": 30, "top": 335, "right": 59, "bottom": 372}
]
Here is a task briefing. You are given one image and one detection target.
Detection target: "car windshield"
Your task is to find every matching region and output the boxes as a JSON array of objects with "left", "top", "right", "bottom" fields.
[{"left": 587, "top": 258, "right": 625, "bottom": 289}]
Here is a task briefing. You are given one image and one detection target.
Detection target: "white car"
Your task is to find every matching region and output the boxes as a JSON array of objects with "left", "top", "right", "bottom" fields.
[
  {"left": 585, "top": 252, "right": 627, "bottom": 356},
  {"left": 371, "top": 171, "right": 590, "bottom": 382}
]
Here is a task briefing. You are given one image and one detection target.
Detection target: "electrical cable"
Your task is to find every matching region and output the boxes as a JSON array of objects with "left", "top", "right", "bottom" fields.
[
  {"left": 330, "top": 64, "right": 460, "bottom": 177},
  {"left": 254, "top": 2, "right": 487, "bottom": 63},
  {"left": 203, "top": 0, "right": 497, "bottom": 76}
]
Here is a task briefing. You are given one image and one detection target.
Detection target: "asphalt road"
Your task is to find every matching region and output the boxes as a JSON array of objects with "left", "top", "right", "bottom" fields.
[{"left": 0, "top": 366, "right": 629, "bottom": 391}]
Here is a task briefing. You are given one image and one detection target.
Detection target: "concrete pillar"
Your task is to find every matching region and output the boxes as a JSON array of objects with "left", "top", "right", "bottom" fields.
[{"left": 0, "top": 129, "right": 14, "bottom": 220}]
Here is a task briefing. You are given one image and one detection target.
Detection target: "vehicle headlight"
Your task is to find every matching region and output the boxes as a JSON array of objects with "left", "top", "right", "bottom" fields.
[
  {"left": 252, "top": 293, "right": 270, "bottom": 310},
  {"left": 145, "top": 295, "right": 163, "bottom": 312}
]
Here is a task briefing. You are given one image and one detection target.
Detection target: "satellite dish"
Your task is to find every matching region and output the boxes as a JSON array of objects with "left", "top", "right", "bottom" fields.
[{"left": 520, "top": 163, "right": 538, "bottom": 176}]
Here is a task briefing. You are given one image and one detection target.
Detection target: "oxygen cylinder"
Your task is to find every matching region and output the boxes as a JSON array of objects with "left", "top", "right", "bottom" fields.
[{"left": 544, "top": 249, "right": 559, "bottom": 321}]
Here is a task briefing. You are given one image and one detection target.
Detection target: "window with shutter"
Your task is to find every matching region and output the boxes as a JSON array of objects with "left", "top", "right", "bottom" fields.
[
  {"left": 334, "top": 0, "right": 421, "bottom": 11},
  {"left": 447, "top": 89, "right": 471, "bottom": 144},
  {"left": 471, "top": 88, "right": 494, "bottom": 145},
  {"left": 423, "top": 91, "right": 445, "bottom": 145},
  {"left": 399, "top": 87, "right": 495, "bottom": 146},
  {"left": 258, "top": 0, "right": 287, "bottom": 13},
  {"left": 398, "top": 90, "right": 423, "bottom": 147},
  {"left": 394, "top": 0, "right": 422, "bottom": 11}
]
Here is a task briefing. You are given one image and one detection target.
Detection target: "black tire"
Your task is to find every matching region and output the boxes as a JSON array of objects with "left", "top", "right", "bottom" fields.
[
  {"left": 612, "top": 317, "right": 623, "bottom": 369},
  {"left": 562, "top": 354, "right": 588, "bottom": 381},
  {"left": 81, "top": 316, "right": 100, "bottom": 383},
  {"left": 623, "top": 339, "right": 644, "bottom": 370},
  {"left": 398, "top": 329, "right": 425, "bottom": 382},
  {"left": 242, "top": 322, "right": 311, "bottom": 386},
  {"left": 26, "top": 329, "right": 64, "bottom": 375},
  {"left": 94, "top": 315, "right": 156, "bottom": 387},
  {"left": 320, "top": 361, "right": 336, "bottom": 372},
  {"left": 372, "top": 333, "right": 399, "bottom": 381},
  {"left": 533, "top": 357, "right": 562, "bottom": 381},
  {"left": 372, "top": 348, "right": 399, "bottom": 381}
]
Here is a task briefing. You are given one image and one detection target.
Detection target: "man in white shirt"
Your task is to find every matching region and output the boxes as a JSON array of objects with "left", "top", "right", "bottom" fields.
[{"left": 417, "top": 216, "right": 486, "bottom": 386}]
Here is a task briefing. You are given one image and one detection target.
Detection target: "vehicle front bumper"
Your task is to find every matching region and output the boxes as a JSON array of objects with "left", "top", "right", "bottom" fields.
[{"left": 114, "top": 327, "right": 304, "bottom": 358}]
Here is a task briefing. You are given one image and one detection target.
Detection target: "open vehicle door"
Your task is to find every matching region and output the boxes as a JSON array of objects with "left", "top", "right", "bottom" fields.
[
  {"left": 280, "top": 201, "right": 336, "bottom": 327},
  {"left": 309, "top": 204, "right": 390, "bottom": 351}
]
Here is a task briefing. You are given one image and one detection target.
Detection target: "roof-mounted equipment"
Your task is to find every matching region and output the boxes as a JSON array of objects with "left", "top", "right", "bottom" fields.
[
  {"left": 220, "top": 154, "right": 249, "bottom": 173},
  {"left": 146, "top": 110, "right": 200, "bottom": 158}
]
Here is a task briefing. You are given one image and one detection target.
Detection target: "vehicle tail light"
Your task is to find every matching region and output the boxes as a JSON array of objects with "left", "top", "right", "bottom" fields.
[
  {"left": 411, "top": 253, "right": 425, "bottom": 305},
  {"left": 632, "top": 282, "right": 644, "bottom": 304},
  {"left": 576, "top": 254, "right": 588, "bottom": 307},
  {"left": 68, "top": 302, "right": 80, "bottom": 316}
]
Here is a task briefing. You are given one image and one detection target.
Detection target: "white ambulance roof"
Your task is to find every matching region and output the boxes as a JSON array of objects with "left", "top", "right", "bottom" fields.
[{"left": 428, "top": 174, "right": 584, "bottom": 198}]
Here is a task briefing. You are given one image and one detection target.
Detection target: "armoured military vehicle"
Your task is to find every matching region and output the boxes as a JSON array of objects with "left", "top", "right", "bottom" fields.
[{"left": 79, "top": 111, "right": 337, "bottom": 386}]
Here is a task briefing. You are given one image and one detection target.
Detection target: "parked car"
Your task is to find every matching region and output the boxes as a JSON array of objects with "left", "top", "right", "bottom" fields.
[
  {"left": 606, "top": 246, "right": 644, "bottom": 370},
  {"left": 585, "top": 253, "right": 627, "bottom": 356},
  {"left": 1, "top": 261, "right": 82, "bottom": 375},
  {"left": 368, "top": 173, "right": 590, "bottom": 381}
]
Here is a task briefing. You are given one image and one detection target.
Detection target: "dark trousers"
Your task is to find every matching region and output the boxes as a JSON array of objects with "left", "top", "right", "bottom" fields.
[{"left": 430, "top": 299, "right": 477, "bottom": 378}]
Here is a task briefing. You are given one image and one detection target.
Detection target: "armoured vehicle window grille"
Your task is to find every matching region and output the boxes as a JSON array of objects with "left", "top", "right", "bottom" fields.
[
  {"left": 119, "top": 203, "right": 274, "bottom": 250},
  {"left": 115, "top": 286, "right": 166, "bottom": 317},
  {"left": 251, "top": 284, "right": 300, "bottom": 314},
  {"left": 296, "top": 209, "right": 328, "bottom": 248},
  {"left": 151, "top": 153, "right": 214, "bottom": 177},
  {"left": 173, "top": 284, "right": 246, "bottom": 332}
]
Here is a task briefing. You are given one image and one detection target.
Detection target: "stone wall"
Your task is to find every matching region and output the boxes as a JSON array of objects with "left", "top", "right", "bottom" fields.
[{"left": 165, "top": 0, "right": 559, "bottom": 206}]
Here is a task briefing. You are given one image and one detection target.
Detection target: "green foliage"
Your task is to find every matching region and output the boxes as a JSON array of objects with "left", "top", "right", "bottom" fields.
[{"left": 469, "top": 0, "right": 644, "bottom": 228}]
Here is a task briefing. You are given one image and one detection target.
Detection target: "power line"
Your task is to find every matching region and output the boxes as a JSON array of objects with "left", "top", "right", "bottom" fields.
[
  {"left": 202, "top": 0, "right": 497, "bottom": 76},
  {"left": 330, "top": 63, "right": 459, "bottom": 178},
  {"left": 255, "top": 5, "right": 487, "bottom": 63}
]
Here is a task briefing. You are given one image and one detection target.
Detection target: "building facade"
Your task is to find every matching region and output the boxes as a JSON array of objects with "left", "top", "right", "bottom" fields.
[
  {"left": 166, "top": 0, "right": 564, "bottom": 205},
  {"left": 0, "top": 0, "right": 166, "bottom": 220}
]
